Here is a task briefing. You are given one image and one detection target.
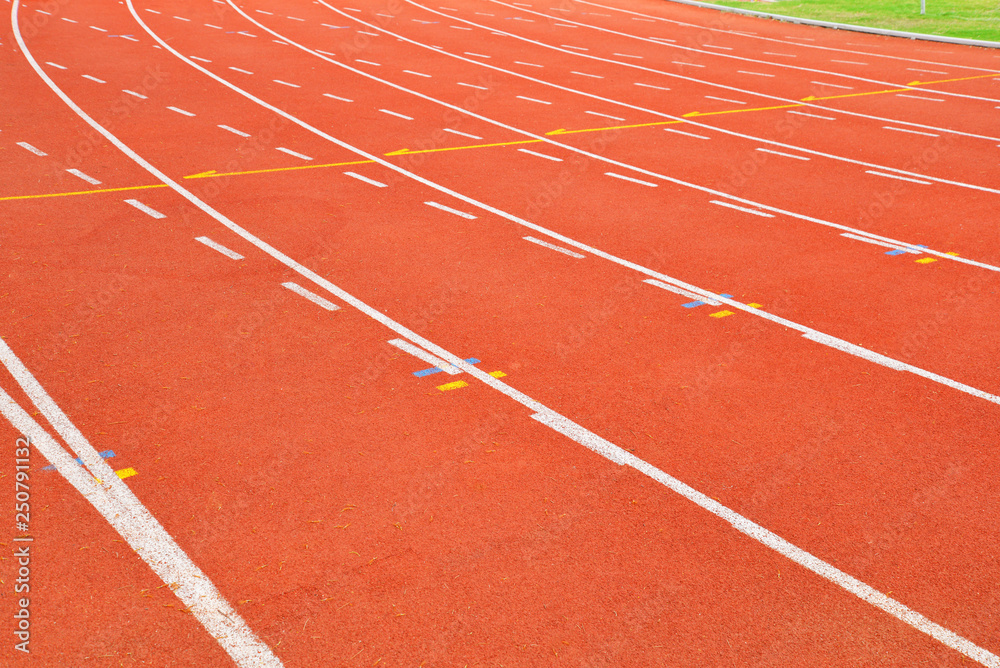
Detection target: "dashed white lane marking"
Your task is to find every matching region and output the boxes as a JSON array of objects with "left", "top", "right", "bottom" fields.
[
  {"left": 273, "top": 79, "right": 300, "bottom": 87},
  {"left": 672, "top": 61, "right": 705, "bottom": 67},
  {"left": 355, "top": 59, "right": 381, "bottom": 66},
  {"left": 811, "top": 80, "right": 853, "bottom": 89},
  {"left": 61, "top": 17, "right": 76, "bottom": 23},
  {"left": 831, "top": 59, "right": 868, "bottom": 65},
  {"left": 883, "top": 126, "right": 940, "bottom": 137},
  {"left": 205, "top": 23, "right": 222, "bottom": 29},
  {"left": 403, "top": 69, "right": 431, "bottom": 77},
  {"left": 275, "top": 146, "right": 313, "bottom": 160},
  {"left": 424, "top": 201, "right": 477, "bottom": 219},
  {"left": 664, "top": 127, "right": 709, "bottom": 139},
  {"left": 554, "top": 23, "right": 576, "bottom": 27},
  {"left": 282, "top": 282, "right": 340, "bottom": 311},
  {"left": 358, "top": 30, "right": 379, "bottom": 36},
  {"left": 17, "top": 142, "right": 46, "bottom": 156},
  {"left": 237, "top": 31, "right": 257, "bottom": 37},
  {"left": 82, "top": 74, "right": 106, "bottom": 83},
  {"left": 711, "top": 199, "right": 774, "bottom": 217},
  {"left": 323, "top": 92, "right": 353, "bottom": 102},
  {"left": 66, "top": 168, "right": 101, "bottom": 184},
  {"left": 585, "top": 110, "right": 625, "bottom": 120},
  {"left": 706, "top": 95, "right": 745, "bottom": 104},
  {"left": 124, "top": 198, "right": 166, "bottom": 219},
  {"left": 344, "top": 171, "right": 388, "bottom": 187},
  {"left": 756, "top": 148, "right": 810, "bottom": 160},
  {"left": 561, "top": 44, "right": 588, "bottom": 50},
  {"left": 287, "top": 16, "right": 306, "bottom": 21},
  {"left": 195, "top": 235, "right": 245, "bottom": 260},
  {"left": 788, "top": 110, "right": 836, "bottom": 120},
  {"left": 316, "top": 49, "right": 337, "bottom": 57},
  {"left": 631, "top": 16, "right": 655, "bottom": 21},
  {"left": 380, "top": 108, "right": 413, "bottom": 120},
  {"left": 388, "top": 338, "right": 461, "bottom": 374},
  {"left": 450, "top": 24, "right": 472, "bottom": 29},
  {"left": 896, "top": 94, "right": 945, "bottom": 102},
  {"left": 120, "top": 35, "right": 139, "bottom": 42},
  {"left": 606, "top": 171, "right": 657, "bottom": 187},
  {"left": 475, "top": 11, "right": 494, "bottom": 15},
  {"left": 517, "top": 95, "right": 551, "bottom": 104},
  {"left": 739, "top": 70, "right": 776, "bottom": 77},
  {"left": 518, "top": 148, "right": 562, "bottom": 161},
  {"left": 841, "top": 232, "right": 921, "bottom": 253},
  {"left": 443, "top": 128, "right": 483, "bottom": 139},
  {"left": 643, "top": 279, "right": 720, "bottom": 305},
  {"left": 35, "top": 8, "right": 50, "bottom": 14},
  {"left": 166, "top": 106, "right": 195, "bottom": 116},
  {"left": 218, "top": 124, "right": 251, "bottom": 137},
  {"left": 764, "top": 51, "right": 796, "bottom": 57},
  {"left": 514, "top": 60, "right": 543, "bottom": 67},
  {"left": 344, "top": 6, "right": 362, "bottom": 11},
  {"left": 229, "top": 66, "right": 253, "bottom": 74},
  {"left": 190, "top": 55, "right": 212, "bottom": 63},
  {"left": 866, "top": 170, "right": 933, "bottom": 185},
  {"left": 173, "top": 15, "right": 191, "bottom": 21},
  {"left": 145, "top": 8, "right": 160, "bottom": 13},
  {"left": 524, "top": 236, "right": 586, "bottom": 258},
  {"left": 457, "top": 82, "right": 488, "bottom": 89},
  {"left": 45, "top": 61, "right": 67, "bottom": 69},
  {"left": 635, "top": 82, "right": 670, "bottom": 91},
  {"left": 440, "top": 5, "right": 458, "bottom": 10},
  {"left": 464, "top": 51, "right": 490, "bottom": 58},
  {"left": 648, "top": 36, "right": 676, "bottom": 42},
  {"left": 786, "top": 35, "right": 815, "bottom": 40},
  {"left": 703, "top": 44, "right": 733, "bottom": 50},
  {"left": 613, "top": 52, "right": 642, "bottom": 59},
  {"left": 571, "top": 70, "right": 603, "bottom": 78},
  {"left": 907, "top": 67, "right": 949, "bottom": 75},
  {"left": 123, "top": 89, "right": 148, "bottom": 99},
  {"left": 89, "top": 25, "right": 107, "bottom": 31},
  {"left": 255, "top": 8, "right": 272, "bottom": 14}
]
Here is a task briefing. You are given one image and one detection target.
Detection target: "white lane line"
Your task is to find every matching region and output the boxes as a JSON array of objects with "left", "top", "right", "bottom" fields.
[
  {"left": 123, "top": 89, "right": 148, "bottom": 99},
  {"left": 424, "top": 201, "right": 477, "bottom": 219},
  {"left": 635, "top": 82, "right": 670, "bottom": 91},
  {"left": 120, "top": 35, "right": 139, "bottom": 41},
  {"left": 344, "top": 171, "right": 388, "bottom": 187},
  {"left": 831, "top": 59, "right": 868, "bottom": 65},
  {"left": 324, "top": 92, "right": 353, "bottom": 102},
  {"left": 205, "top": 23, "right": 222, "bottom": 29},
  {"left": 786, "top": 35, "right": 815, "bottom": 40},
  {"left": 35, "top": 8, "right": 50, "bottom": 14},
  {"left": 55, "top": 10, "right": 1000, "bottom": 660},
  {"left": 475, "top": 11, "right": 495, "bottom": 15},
  {"left": 344, "top": 6, "right": 362, "bottom": 11},
  {"left": 896, "top": 94, "right": 945, "bottom": 102},
  {"left": 443, "top": 128, "right": 483, "bottom": 139},
  {"left": 124, "top": 198, "right": 166, "bottom": 219},
  {"left": 517, "top": 95, "right": 551, "bottom": 104},
  {"left": 82, "top": 74, "right": 106, "bottom": 83},
  {"left": 613, "top": 52, "right": 642, "bottom": 59},
  {"left": 218, "top": 124, "right": 251, "bottom": 137},
  {"left": 316, "top": 49, "right": 337, "bottom": 57},
  {"left": 357, "top": 30, "right": 379, "bottom": 36},
  {"left": 672, "top": 61, "right": 705, "bottom": 67},
  {"left": 840, "top": 232, "right": 921, "bottom": 253},
  {"left": 61, "top": 17, "right": 77, "bottom": 23},
  {"left": 17, "top": 142, "right": 47, "bottom": 156},
  {"left": 450, "top": 24, "right": 472, "bottom": 29},
  {"left": 166, "top": 106, "right": 196, "bottom": 116},
  {"left": 703, "top": 44, "right": 733, "bottom": 50},
  {"left": 664, "top": 127, "right": 709, "bottom": 139},
  {"left": 788, "top": 110, "right": 836, "bottom": 120},
  {"left": 355, "top": 59, "right": 381, "bottom": 66},
  {"left": 585, "top": 110, "right": 625, "bottom": 120},
  {"left": 388, "top": 338, "right": 462, "bottom": 374},
  {"left": 464, "top": 51, "right": 490, "bottom": 58},
  {"left": 756, "top": 148, "right": 810, "bottom": 160},
  {"left": 605, "top": 171, "right": 657, "bottom": 187},
  {"left": 648, "top": 36, "right": 676, "bottom": 42},
  {"left": 866, "top": 170, "right": 933, "bottom": 185},
  {"left": 45, "top": 61, "right": 67, "bottom": 69},
  {"left": 237, "top": 31, "right": 257, "bottom": 37},
  {"left": 571, "top": 70, "right": 603, "bottom": 78},
  {"left": 282, "top": 282, "right": 340, "bottom": 311},
  {"left": 403, "top": 69, "right": 431, "bottom": 77},
  {"left": 287, "top": 16, "right": 306, "bottom": 21},
  {"left": 255, "top": 9, "right": 273, "bottom": 14},
  {"left": 883, "top": 126, "right": 939, "bottom": 137},
  {"left": 643, "top": 279, "right": 720, "bottom": 305},
  {"left": 229, "top": 66, "right": 254, "bottom": 74},
  {"left": 66, "top": 168, "right": 101, "bottom": 184},
  {"left": 190, "top": 55, "right": 212, "bottom": 63},
  {"left": 173, "top": 15, "right": 191, "bottom": 21},
  {"left": 631, "top": 16, "right": 655, "bottom": 21},
  {"left": 764, "top": 51, "right": 796, "bottom": 57},
  {"left": 457, "top": 81, "right": 488, "bottom": 89},
  {"left": 811, "top": 80, "right": 853, "bottom": 89},
  {"left": 907, "top": 67, "right": 948, "bottom": 75},
  {"left": 512, "top": 17, "right": 535, "bottom": 22},
  {"left": 145, "top": 7, "right": 160, "bottom": 12},
  {"left": 705, "top": 95, "right": 745, "bottom": 104},
  {"left": 275, "top": 147, "right": 313, "bottom": 160},
  {"left": 739, "top": 70, "right": 775, "bottom": 77},
  {"left": 89, "top": 25, "right": 108, "bottom": 31},
  {"left": 561, "top": 44, "right": 588, "bottom": 50},
  {"left": 196, "top": 235, "right": 245, "bottom": 259},
  {"left": 524, "top": 236, "right": 586, "bottom": 258},
  {"left": 515, "top": 60, "right": 543, "bottom": 67},
  {"left": 711, "top": 199, "right": 774, "bottom": 217},
  {"left": 518, "top": 148, "right": 562, "bottom": 161},
  {"left": 440, "top": 6, "right": 458, "bottom": 10},
  {"left": 273, "top": 79, "right": 300, "bottom": 87},
  {"left": 379, "top": 108, "right": 413, "bottom": 120}
]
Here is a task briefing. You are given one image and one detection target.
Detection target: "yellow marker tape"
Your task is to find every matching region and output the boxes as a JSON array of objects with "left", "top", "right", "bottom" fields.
[
  {"left": 488, "top": 370, "right": 507, "bottom": 378},
  {"left": 385, "top": 139, "right": 541, "bottom": 155},
  {"left": 747, "top": 303, "right": 762, "bottom": 309},
  {"left": 710, "top": 310, "right": 735, "bottom": 318},
  {"left": 116, "top": 467, "right": 138, "bottom": 479},
  {"left": 183, "top": 158, "right": 375, "bottom": 179},
  {"left": 437, "top": 380, "right": 469, "bottom": 392},
  {"left": 945, "top": 252, "right": 960, "bottom": 256},
  {"left": 915, "top": 258, "right": 937, "bottom": 264}
]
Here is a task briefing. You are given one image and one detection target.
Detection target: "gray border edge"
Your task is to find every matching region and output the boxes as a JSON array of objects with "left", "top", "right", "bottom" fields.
[{"left": 663, "top": 0, "right": 1000, "bottom": 49}]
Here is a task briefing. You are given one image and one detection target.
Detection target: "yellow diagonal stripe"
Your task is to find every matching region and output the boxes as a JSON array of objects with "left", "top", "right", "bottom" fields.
[{"left": 0, "top": 183, "right": 168, "bottom": 202}]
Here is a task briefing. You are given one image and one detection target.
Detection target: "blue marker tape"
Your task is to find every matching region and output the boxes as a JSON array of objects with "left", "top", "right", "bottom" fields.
[
  {"left": 42, "top": 450, "right": 116, "bottom": 471},
  {"left": 414, "top": 358, "right": 480, "bottom": 377}
]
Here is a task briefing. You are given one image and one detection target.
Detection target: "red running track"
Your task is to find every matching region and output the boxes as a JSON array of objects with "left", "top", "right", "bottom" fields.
[{"left": 1, "top": 0, "right": 999, "bottom": 665}]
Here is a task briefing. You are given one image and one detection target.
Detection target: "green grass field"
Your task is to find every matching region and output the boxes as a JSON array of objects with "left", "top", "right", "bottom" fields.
[{"left": 700, "top": 0, "right": 1000, "bottom": 42}]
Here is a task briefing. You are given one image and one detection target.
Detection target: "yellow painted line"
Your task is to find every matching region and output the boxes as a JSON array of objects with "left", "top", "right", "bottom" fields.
[
  {"left": 709, "top": 310, "right": 735, "bottom": 318},
  {"left": 747, "top": 303, "right": 762, "bottom": 309},
  {"left": 0, "top": 183, "right": 168, "bottom": 202},
  {"left": 116, "top": 467, "right": 138, "bottom": 479},
  {"left": 385, "top": 138, "right": 541, "bottom": 155},
  {"left": 488, "top": 370, "right": 507, "bottom": 378},
  {"left": 915, "top": 258, "right": 937, "bottom": 264},
  {"left": 437, "top": 380, "right": 469, "bottom": 392},
  {"left": 183, "top": 158, "right": 375, "bottom": 179},
  {"left": 801, "top": 88, "right": 910, "bottom": 102},
  {"left": 945, "top": 251, "right": 960, "bottom": 256},
  {"left": 908, "top": 73, "right": 1000, "bottom": 86},
  {"left": 546, "top": 119, "right": 686, "bottom": 135},
  {"left": 682, "top": 103, "right": 804, "bottom": 118}
]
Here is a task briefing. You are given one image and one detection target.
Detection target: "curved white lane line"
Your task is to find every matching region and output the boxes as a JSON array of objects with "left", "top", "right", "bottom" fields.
[{"left": 413, "top": 0, "right": 1000, "bottom": 142}]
